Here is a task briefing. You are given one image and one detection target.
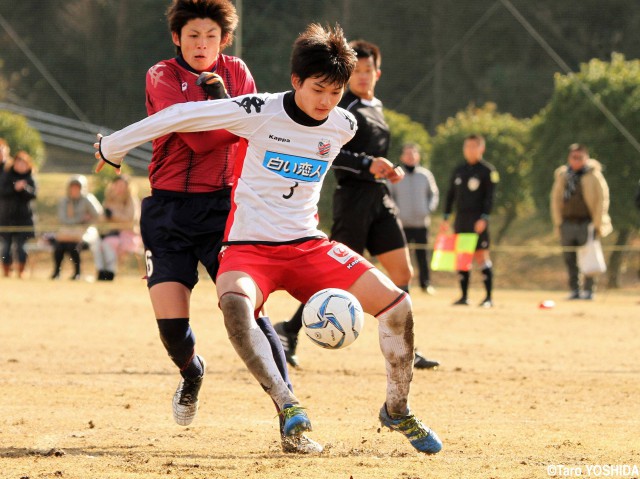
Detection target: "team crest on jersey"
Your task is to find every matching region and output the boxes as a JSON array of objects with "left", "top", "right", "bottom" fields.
[
  {"left": 317, "top": 138, "right": 331, "bottom": 158},
  {"left": 467, "top": 177, "right": 480, "bottom": 191},
  {"left": 327, "top": 245, "right": 353, "bottom": 264}
]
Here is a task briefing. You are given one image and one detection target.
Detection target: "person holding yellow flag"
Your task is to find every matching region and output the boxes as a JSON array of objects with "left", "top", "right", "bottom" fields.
[{"left": 441, "top": 134, "right": 499, "bottom": 307}]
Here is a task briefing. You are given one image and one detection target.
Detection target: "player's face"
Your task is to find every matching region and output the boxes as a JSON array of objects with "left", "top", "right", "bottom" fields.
[
  {"left": 291, "top": 75, "right": 344, "bottom": 121},
  {"left": 172, "top": 18, "right": 227, "bottom": 72},
  {"left": 463, "top": 139, "right": 485, "bottom": 164},
  {"left": 400, "top": 147, "right": 420, "bottom": 166},
  {"left": 348, "top": 56, "right": 380, "bottom": 100}
]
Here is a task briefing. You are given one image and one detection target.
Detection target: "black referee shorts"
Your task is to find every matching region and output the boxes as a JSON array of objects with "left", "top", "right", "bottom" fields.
[
  {"left": 330, "top": 182, "right": 406, "bottom": 256},
  {"left": 140, "top": 189, "right": 231, "bottom": 289},
  {"left": 454, "top": 212, "right": 490, "bottom": 250}
]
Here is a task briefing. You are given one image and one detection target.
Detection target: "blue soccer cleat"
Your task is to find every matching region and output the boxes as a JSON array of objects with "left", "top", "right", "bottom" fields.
[
  {"left": 281, "top": 404, "right": 312, "bottom": 437},
  {"left": 379, "top": 404, "right": 442, "bottom": 454}
]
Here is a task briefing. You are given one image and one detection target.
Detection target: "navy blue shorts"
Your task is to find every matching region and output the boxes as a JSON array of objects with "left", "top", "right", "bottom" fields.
[{"left": 140, "top": 189, "right": 231, "bottom": 289}]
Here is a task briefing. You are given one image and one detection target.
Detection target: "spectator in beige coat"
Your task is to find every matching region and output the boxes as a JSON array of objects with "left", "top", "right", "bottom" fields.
[{"left": 551, "top": 144, "right": 612, "bottom": 300}]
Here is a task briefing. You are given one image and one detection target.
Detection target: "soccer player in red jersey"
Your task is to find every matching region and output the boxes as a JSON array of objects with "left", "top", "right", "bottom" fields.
[
  {"left": 116, "top": 0, "right": 305, "bottom": 453},
  {"left": 95, "top": 23, "right": 442, "bottom": 455}
]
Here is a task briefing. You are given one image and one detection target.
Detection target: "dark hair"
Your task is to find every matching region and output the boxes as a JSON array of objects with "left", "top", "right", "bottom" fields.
[
  {"left": 349, "top": 39, "right": 381, "bottom": 69},
  {"left": 464, "top": 134, "right": 485, "bottom": 145},
  {"left": 568, "top": 143, "right": 589, "bottom": 155},
  {"left": 166, "top": 0, "right": 238, "bottom": 54},
  {"left": 291, "top": 23, "right": 357, "bottom": 88}
]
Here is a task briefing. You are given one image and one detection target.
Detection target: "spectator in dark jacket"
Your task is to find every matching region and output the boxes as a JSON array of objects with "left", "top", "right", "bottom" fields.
[{"left": 0, "top": 151, "right": 37, "bottom": 278}]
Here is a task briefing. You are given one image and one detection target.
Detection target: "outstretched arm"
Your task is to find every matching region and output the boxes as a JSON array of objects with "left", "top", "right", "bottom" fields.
[{"left": 95, "top": 95, "right": 261, "bottom": 171}]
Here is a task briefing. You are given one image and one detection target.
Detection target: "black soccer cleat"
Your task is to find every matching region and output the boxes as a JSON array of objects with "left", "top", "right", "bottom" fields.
[
  {"left": 414, "top": 350, "right": 440, "bottom": 370},
  {"left": 274, "top": 322, "right": 299, "bottom": 368},
  {"left": 479, "top": 298, "right": 494, "bottom": 308},
  {"left": 452, "top": 297, "right": 470, "bottom": 306}
]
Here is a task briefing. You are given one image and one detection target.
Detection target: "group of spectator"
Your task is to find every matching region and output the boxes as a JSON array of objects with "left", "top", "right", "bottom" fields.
[{"left": 0, "top": 136, "right": 141, "bottom": 280}]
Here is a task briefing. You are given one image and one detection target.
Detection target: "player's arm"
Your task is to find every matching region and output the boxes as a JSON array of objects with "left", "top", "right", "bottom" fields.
[
  {"left": 427, "top": 170, "right": 439, "bottom": 213},
  {"left": 440, "top": 170, "right": 457, "bottom": 232},
  {"left": 146, "top": 68, "right": 238, "bottom": 153},
  {"left": 95, "top": 96, "right": 260, "bottom": 170},
  {"left": 332, "top": 149, "right": 403, "bottom": 183},
  {"left": 481, "top": 167, "right": 498, "bottom": 218},
  {"left": 475, "top": 166, "right": 498, "bottom": 234}
]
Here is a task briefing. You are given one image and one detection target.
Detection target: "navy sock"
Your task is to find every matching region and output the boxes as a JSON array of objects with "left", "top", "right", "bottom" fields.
[
  {"left": 157, "top": 318, "right": 203, "bottom": 379},
  {"left": 398, "top": 284, "right": 409, "bottom": 294},
  {"left": 482, "top": 267, "right": 493, "bottom": 300},
  {"left": 284, "top": 304, "right": 304, "bottom": 335},
  {"left": 458, "top": 271, "right": 470, "bottom": 299},
  {"left": 256, "top": 316, "right": 293, "bottom": 392}
]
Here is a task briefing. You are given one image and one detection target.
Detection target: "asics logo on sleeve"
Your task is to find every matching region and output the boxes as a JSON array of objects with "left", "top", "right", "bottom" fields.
[
  {"left": 233, "top": 96, "right": 265, "bottom": 114},
  {"left": 263, "top": 151, "right": 327, "bottom": 182}
]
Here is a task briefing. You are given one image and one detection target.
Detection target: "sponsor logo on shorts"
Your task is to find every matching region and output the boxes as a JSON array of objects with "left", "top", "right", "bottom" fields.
[
  {"left": 346, "top": 257, "right": 362, "bottom": 269},
  {"left": 263, "top": 151, "right": 327, "bottom": 182},
  {"left": 327, "top": 245, "right": 352, "bottom": 264}
]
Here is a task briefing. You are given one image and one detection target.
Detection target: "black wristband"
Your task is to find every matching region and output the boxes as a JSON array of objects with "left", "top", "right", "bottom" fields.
[{"left": 98, "top": 137, "right": 121, "bottom": 169}]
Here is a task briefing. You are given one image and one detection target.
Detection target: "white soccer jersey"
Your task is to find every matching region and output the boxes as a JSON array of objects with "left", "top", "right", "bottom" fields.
[{"left": 100, "top": 92, "right": 357, "bottom": 243}]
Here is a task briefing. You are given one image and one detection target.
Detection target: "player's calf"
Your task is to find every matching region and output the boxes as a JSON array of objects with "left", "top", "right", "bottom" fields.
[{"left": 219, "top": 292, "right": 299, "bottom": 410}]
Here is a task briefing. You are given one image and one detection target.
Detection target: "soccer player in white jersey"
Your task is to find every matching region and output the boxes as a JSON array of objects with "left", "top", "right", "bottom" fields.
[{"left": 94, "top": 23, "right": 442, "bottom": 455}]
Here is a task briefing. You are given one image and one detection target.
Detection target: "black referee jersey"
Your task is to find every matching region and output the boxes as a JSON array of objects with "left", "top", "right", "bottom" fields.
[{"left": 444, "top": 159, "right": 499, "bottom": 221}]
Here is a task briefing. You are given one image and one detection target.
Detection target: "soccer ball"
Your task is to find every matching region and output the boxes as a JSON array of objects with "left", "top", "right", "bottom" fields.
[{"left": 302, "top": 288, "right": 364, "bottom": 349}]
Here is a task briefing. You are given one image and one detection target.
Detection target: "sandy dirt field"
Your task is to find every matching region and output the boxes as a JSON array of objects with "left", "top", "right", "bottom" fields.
[{"left": 0, "top": 276, "right": 638, "bottom": 479}]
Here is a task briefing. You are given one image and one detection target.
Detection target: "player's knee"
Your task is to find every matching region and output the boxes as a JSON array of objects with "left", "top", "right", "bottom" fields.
[
  {"left": 219, "top": 292, "right": 255, "bottom": 338},
  {"left": 156, "top": 318, "right": 195, "bottom": 360},
  {"left": 376, "top": 293, "right": 413, "bottom": 334},
  {"left": 390, "top": 266, "right": 412, "bottom": 287}
]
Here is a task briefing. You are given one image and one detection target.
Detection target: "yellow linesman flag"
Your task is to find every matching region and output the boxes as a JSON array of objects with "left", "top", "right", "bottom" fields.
[{"left": 431, "top": 233, "right": 479, "bottom": 272}]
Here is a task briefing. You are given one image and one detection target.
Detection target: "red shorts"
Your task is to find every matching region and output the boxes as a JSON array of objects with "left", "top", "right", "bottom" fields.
[{"left": 217, "top": 238, "right": 374, "bottom": 306}]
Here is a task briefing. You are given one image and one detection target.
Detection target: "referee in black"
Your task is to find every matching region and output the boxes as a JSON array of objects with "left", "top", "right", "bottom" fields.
[{"left": 441, "top": 134, "right": 499, "bottom": 307}]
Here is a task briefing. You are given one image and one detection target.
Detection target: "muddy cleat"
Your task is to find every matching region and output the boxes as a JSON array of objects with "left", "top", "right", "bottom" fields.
[
  {"left": 281, "top": 404, "right": 312, "bottom": 437},
  {"left": 452, "top": 297, "right": 470, "bottom": 306},
  {"left": 414, "top": 350, "right": 439, "bottom": 370},
  {"left": 281, "top": 433, "right": 324, "bottom": 454},
  {"left": 379, "top": 404, "right": 442, "bottom": 454},
  {"left": 172, "top": 356, "right": 205, "bottom": 426},
  {"left": 274, "top": 322, "right": 299, "bottom": 368}
]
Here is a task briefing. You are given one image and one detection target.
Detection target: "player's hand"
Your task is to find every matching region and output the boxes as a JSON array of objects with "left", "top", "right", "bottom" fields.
[
  {"left": 370, "top": 157, "right": 403, "bottom": 182},
  {"left": 439, "top": 220, "right": 450, "bottom": 234},
  {"left": 14, "top": 180, "right": 26, "bottom": 191},
  {"left": 474, "top": 218, "right": 487, "bottom": 234},
  {"left": 196, "top": 72, "right": 228, "bottom": 99},
  {"left": 94, "top": 134, "right": 121, "bottom": 174}
]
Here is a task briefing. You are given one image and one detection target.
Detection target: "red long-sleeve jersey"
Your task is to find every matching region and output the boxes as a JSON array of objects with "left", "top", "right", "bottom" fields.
[{"left": 145, "top": 54, "right": 256, "bottom": 193}]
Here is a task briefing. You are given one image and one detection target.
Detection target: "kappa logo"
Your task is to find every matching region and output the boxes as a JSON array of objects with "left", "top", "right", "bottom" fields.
[
  {"left": 233, "top": 96, "right": 265, "bottom": 114},
  {"left": 317, "top": 138, "right": 331, "bottom": 158},
  {"left": 327, "top": 245, "right": 353, "bottom": 264},
  {"left": 181, "top": 82, "right": 188, "bottom": 92},
  {"left": 148, "top": 64, "right": 170, "bottom": 89}
]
